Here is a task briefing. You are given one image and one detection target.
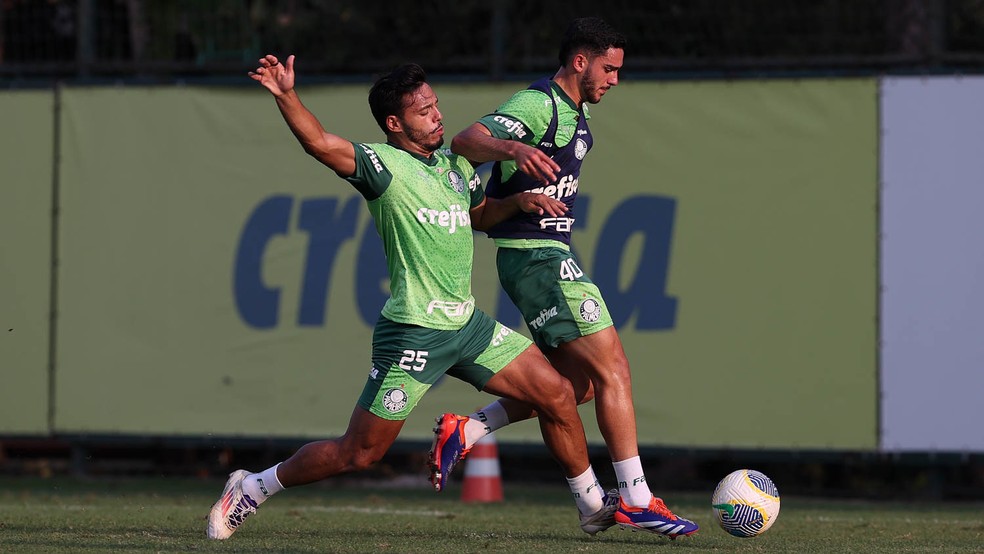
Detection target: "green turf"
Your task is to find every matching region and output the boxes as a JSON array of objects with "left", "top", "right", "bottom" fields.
[{"left": 0, "top": 476, "right": 982, "bottom": 553}]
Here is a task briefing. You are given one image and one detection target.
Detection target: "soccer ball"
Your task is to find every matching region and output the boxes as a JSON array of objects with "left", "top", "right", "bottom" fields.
[{"left": 711, "top": 469, "right": 781, "bottom": 538}]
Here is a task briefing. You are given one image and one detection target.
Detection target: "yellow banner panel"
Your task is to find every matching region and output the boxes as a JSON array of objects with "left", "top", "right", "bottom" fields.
[
  {"left": 53, "top": 80, "right": 877, "bottom": 450},
  {"left": 0, "top": 90, "right": 54, "bottom": 434}
]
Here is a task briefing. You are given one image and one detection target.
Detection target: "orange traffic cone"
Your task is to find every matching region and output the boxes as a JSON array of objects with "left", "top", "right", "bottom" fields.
[{"left": 461, "top": 432, "right": 503, "bottom": 503}]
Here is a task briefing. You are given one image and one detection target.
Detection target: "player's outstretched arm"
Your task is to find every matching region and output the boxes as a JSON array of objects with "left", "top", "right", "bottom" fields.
[
  {"left": 249, "top": 54, "right": 356, "bottom": 177},
  {"left": 452, "top": 123, "right": 560, "bottom": 185},
  {"left": 470, "top": 192, "right": 567, "bottom": 232}
]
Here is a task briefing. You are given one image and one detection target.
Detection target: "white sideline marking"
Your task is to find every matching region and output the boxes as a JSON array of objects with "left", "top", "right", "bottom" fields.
[
  {"left": 0, "top": 504, "right": 451, "bottom": 517},
  {"left": 0, "top": 504, "right": 98, "bottom": 511},
  {"left": 300, "top": 506, "right": 451, "bottom": 517},
  {"left": 809, "top": 516, "right": 981, "bottom": 525}
]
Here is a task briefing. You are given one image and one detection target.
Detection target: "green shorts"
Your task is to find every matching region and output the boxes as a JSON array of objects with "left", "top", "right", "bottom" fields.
[
  {"left": 496, "top": 246, "right": 613, "bottom": 350},
  {"left": 358, "top": 310, "right": 532, "bottom": 420}
]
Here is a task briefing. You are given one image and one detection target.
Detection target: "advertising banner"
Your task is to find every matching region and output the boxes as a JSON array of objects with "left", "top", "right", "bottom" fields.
[
  {"left": 49, "top": 80, "right": 877, "bottom": 449},
  {"left": 0, "top": 90, "right": 54, "bottom": 434}
]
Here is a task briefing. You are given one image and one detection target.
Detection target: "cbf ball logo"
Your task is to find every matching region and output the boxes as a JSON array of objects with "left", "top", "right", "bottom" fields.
[
  {"left": 579, "top": 297, "right": 602, "bottom": 323},
  {"left": 447, "top": 170, "right": 464, "bottom": 192},
  {"left": 383, "top": 388, "right": 408, "bottom": 413},
  {"left": 574, "top": 138, "right": 588, "bottom": 160}
]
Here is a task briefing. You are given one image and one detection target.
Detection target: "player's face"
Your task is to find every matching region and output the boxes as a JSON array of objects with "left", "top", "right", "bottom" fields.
[
  {"left": 400, "top": 83, "right": 445, "bottom": 152},
  {"left": 581, "top": 47, "right": 623, "bottom": 104}
]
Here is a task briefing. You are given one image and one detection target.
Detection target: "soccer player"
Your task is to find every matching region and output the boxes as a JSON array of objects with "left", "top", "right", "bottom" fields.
[
  {"left": 431, "top": 17, "right": 699, "bottom": 538},
  {"left": 206, "top": 55, "right": 604, "bottom": 540}
]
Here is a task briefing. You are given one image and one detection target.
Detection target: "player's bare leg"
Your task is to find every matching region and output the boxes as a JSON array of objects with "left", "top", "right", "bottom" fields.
[
  {"left": 276, "top": 407, "right": 405, "bottom": 486},
  {"left": 208, "top": 408, "right": 403, "bottom": 539},
  {"left": 546, "top": 327, "right": 638, "bottom": 462},
  {"left": 461, "top": 327, "right": 636, "bottom": 461},
  {"left": 431, "top": 345, "right": 617, "bottom": 534},
  {"left": 480, "top": 345, "right": 589, "bottom": 478},
  {"left": 446, "top": 328, "right": 699, "bottom": 537},
  {"left": 552, "top": 328, "right": 698, "bottom": 537}
]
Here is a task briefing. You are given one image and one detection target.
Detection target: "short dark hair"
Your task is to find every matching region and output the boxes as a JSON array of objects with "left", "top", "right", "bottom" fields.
[
  {"left": 368, "top": 63, "right": 428, "bottom": 133},
  {"left": 557, "top": 17, "right": 627, "bottom": 67}
]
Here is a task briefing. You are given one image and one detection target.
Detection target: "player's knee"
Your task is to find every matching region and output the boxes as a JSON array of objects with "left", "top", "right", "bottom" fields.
[
  {"left": 564, "top": 371, "right": 594, "bottom": 404},
  {"left": 335, "top": 438, "right": 387, "bottom": 472},
  {"left": 590, "top": 356, "right": 631, "bottom": 390},
  {"left": 576, "top": 384, "right": 595, "bottom": 405},
  {"left": 535, "top": 375, "right": 577, "bottom": 418},
  {"left": 347, "top": 447, "right": 384, "bottom": 472}
]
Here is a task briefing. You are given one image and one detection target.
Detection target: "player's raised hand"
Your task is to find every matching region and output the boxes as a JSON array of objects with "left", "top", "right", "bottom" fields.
[{"left": 249, "top": 54, "right": 295, "bottom": 97}]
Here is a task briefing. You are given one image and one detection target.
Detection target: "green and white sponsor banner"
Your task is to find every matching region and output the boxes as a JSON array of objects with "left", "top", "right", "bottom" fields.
[
  {"left": 0, "top": 90, "right": 54, "bottom": 434},
  {"left": 48, "top": 79, "right": 876, "bottom": 449},
  {"left": 880, "top": 76, "right": 984, "bottom": 452}
]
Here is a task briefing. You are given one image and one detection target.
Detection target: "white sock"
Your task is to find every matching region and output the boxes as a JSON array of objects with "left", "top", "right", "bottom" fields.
[
  {"left": 566, "top": 466, "right": 605, "bottom": 515},
  {"left": 242, "top": 463, "right": 285, "bottom": 506},
  {"left": 464, "top": 401, "right": 509, "bottom": 448},
  {"left": 613, "top": 456, "right": 653, "bottom": 507}
]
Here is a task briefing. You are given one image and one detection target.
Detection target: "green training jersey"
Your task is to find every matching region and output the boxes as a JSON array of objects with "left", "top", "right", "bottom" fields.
[
  {"left": 477, "top": 81, "right": 590, "bottom": 182},
  {"left": 345, "top": 142, "right": 484, "bottom": 330}
]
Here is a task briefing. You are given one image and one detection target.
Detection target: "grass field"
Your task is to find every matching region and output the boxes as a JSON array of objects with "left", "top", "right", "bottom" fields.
[{"left": 1, "top": 475, "right": 982, "bottom": 553}]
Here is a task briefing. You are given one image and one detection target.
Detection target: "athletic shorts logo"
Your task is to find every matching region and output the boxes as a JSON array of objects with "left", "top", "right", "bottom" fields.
[
  {"left": 529, "top": 306, "right": 558, "bottom": 330},
  {"left": 491, "top": 325, "right": 514, "bottom": 347},
  {"left": 574, "top": 138, "right": 588, "bottom": 160},
  {"left": 382, "top": 388, "right": 408, "bottom": 413},
  {"left": 447, "top": 170, "right": 464, "bottom": 192},
  {"left": 579, "top": 298, "right": 602, "bottom": 323}
]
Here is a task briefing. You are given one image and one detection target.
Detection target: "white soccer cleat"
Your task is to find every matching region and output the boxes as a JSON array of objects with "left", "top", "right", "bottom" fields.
[
  {"left": 206, "top": 469, "right": 258, "bottom": 540},
  {"left": 579, "top": 488, "right": 620, "bottom": 535}
]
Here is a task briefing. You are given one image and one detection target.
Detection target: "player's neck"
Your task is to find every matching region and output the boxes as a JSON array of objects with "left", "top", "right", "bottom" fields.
[
  {"left": 387, "top": 135, "right": 436, "bottom": 158},
  {"left": 551, "top": 69, "right": 582, "bottom": 106}
]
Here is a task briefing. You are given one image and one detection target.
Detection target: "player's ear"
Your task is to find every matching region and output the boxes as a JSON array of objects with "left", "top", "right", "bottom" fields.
[
  {"left": 572, "top": 53, "right": 588, "bottom": 72},
  {"left": 385, "top": 114, "right": 402, "bottom": 133}
]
